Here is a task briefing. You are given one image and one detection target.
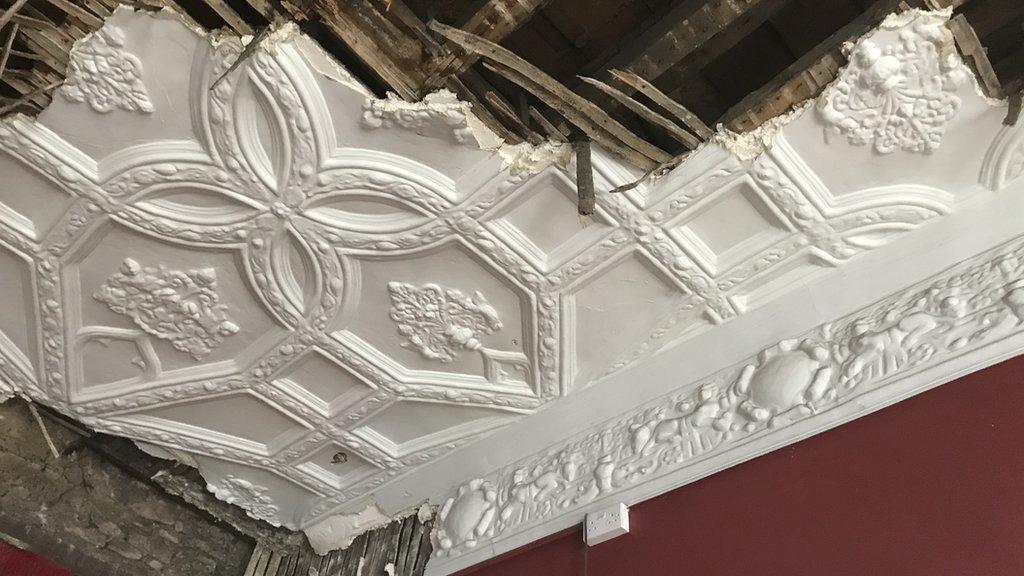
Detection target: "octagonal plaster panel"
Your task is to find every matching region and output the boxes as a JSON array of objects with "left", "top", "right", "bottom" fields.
[{"left": 1, "top": 7, "right": 1022, "bottom": 573}]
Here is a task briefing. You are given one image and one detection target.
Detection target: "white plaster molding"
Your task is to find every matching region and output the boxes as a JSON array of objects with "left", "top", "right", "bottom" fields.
[
  {"left": 0, "top": 6, "right": 1019, "bottom": 563},
  {"left": 304, "top": 502, "right": 393, "bottom": 554},
  {"left": 208, "top": 475, "right": 282, "bottom": 525},
  {"left": 60, "top": 26, "right": 154, "bottom": 114},
  {"left": 387, "top": 281, "right": 503, "bottom": 363},
  {"left": 94, "top": 258, "right": 240, "bottom": 359},
  {"left": 427, "top": 230, "right": 1024, "bottom": 574},
  {"left": 818, "top": 10, "right": 967, "bottom": 154}
]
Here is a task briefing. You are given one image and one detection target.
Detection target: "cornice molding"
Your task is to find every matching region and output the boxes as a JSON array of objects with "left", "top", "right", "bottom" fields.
[
  {"left": 428, "top": 229, "right": 1024, "bottom": 574},
  {"left": 0, "top": 6, "right": 1019, "bottom": 565}
]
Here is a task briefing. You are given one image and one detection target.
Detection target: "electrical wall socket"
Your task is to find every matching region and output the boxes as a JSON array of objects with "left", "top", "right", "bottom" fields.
[{"left": 585, "top": 502, "right": 629, "bottom": 546}]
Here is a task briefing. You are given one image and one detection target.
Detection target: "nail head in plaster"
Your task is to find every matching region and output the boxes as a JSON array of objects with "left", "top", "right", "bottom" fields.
[{"left": 497, "top": 140, "right": 571, "bottom": 176}]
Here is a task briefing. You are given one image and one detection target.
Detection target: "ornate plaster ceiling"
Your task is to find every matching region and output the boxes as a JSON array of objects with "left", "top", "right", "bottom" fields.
[{"left": 1, "top": 6, "right": 1023, "bottom": 574}]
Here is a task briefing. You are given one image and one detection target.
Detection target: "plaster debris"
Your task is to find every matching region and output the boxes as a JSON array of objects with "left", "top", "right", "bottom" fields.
[
  {"left": 416, "top": 503, "right": 435, "bottom": 524},
  {"left": 362, "top": 89, "right": 479, "bottom": 144},
  {"left": 711, "top": 100, "right": 812, "bottom": 162},
  {"left": 304, "top": 502, "right": 393, "bottom": 555},
  {"left": 496, "top": 140, "right": 571, "bottom": 176}
]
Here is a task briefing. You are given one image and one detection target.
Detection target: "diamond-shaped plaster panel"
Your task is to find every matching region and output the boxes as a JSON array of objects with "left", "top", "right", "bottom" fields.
[
  {"left": 668, "top": 178, "right": 790, "bottom": 275},
  {"left": 484, "top": 168, "right": 615, "bottom": 272},
  {"left": 274, "top": 349, "right": 375, "bottom": 417}
]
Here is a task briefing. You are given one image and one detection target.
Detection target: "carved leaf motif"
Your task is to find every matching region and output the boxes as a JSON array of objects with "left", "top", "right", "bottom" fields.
[
  {"left": 387, "top": 282, "right": 502, "bottom": 363},
  {"left": 93, "top": 258, "right": 240, "bottom": 360},
  {"left": 60, "top": 26, "right": 154, "bottom": 114}
]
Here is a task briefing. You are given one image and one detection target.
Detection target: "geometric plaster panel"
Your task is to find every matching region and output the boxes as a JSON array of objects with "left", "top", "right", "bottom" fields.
[
  {"left": 0, "top": 153, "right": 76, "bottom": 240},
  {"left": 667, "top": 176, "right": 790, "bottom": 275},
  {"left": 2, "top": 8, "right": 1022, "bottom": 572},
  {"left": 353, "top": 400, "right": 513, "bottom": 459},
  {"left": 273, "top": 349, "right": 375, "bottom": 417},
  {"left": 561, "top": 250, "right": 695, "bottom": 387},
  {"left": 116, "top": 392, "right": 311, "bottom": 454},
  {"left": 482, "top": 167, "right": 615, "bottom": 272},
  {"left": 0, "top": 242, "right": 36, "bottom": 370}
]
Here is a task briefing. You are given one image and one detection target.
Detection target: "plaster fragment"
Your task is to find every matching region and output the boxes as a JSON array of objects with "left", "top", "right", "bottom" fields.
[
  {"left": 304, "top": 501, "right": 393, "bottom": 555},
  {"left": 416, "top": 502, "right": 435, "bottom": 524}
]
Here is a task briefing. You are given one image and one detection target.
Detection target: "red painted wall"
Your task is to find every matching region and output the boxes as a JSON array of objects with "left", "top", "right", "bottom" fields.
[
  {"left": 459, "top": 355, "right": 1024, "bottom": 576},
  {"left": 0, "top": 541, "right": 71, "bottom": 576}
]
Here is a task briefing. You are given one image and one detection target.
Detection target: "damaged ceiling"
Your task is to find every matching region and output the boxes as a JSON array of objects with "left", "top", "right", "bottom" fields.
[
  {"left": 1, "top": 0, "right": 1023, "bottom": 160},
  {"left": 1, "top": 1, "right": 1024, "bottom": 575}
]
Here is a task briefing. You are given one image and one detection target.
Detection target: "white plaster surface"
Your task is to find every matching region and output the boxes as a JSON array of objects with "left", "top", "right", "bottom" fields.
[{"left": 0, "top": 7, "right": 1022, "bottom": 572}]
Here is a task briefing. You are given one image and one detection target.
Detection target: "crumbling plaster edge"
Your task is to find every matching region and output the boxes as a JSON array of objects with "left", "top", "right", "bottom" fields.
[
  {"left": 710, "top": 7, "right": 1005, "bottom": 163},
  {"left": 303, "top": 501, "right": 436, "bottom": 555},
  {"left": 10, "top": 2, "right": 1013, "bottom": 559}
]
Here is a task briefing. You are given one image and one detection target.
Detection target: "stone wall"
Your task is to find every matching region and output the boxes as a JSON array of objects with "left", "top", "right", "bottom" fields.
[{"left": 0, "top": 398, "right": 255, "bottom": 576}]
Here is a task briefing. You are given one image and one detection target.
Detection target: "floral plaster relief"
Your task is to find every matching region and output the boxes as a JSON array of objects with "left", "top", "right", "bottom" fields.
[{"left": 0, "top": 7, "right": 1021, "bottom": 573}]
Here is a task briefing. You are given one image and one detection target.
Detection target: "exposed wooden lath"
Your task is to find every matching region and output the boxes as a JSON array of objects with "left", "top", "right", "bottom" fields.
[
  {"left": 1, "top": 0, "right": 1023, "bottom": 168},
  {"left": 242, "top": 514, "right": 433, "bottom": 576}
]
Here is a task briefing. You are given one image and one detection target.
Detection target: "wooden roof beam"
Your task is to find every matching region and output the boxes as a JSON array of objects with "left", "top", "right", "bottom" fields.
[
  {"left": 720, "top": 0, "right": 905, "bottom": 131},
  {"left": 431, "top": 20, "right": 669, "bottom": 169},
  {"left": 594, "top": 0, "right": 782, "bottom": 85},
  {"left": 39, "top": 0, "right": 104, "bottom": 30},
  {"left": 309, "top": 0, "right": 430, "bottom": 100},
  {"left": 578, "top": 75, "right": 702, "bottom": 148},
  {"left": 948, "top": 13, "right": 1002, "bottom": 99},
  {"left": 194, "top": 0, "right": 254, "bottom": 35},
  {"left": 610, "top": 68, "right": 713, "bottom": 139},
  {"left": 306, "top": 0, "right": 527, "bottom": 144},
  {"left": 0, "top": 23, "right": 18, "bottom": 80},
  {"left": 650, "top": 0, "right": 792, "bottom": 101},
  {"left": 0, "top": 0, "right": 28, "bottom": 33}
]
